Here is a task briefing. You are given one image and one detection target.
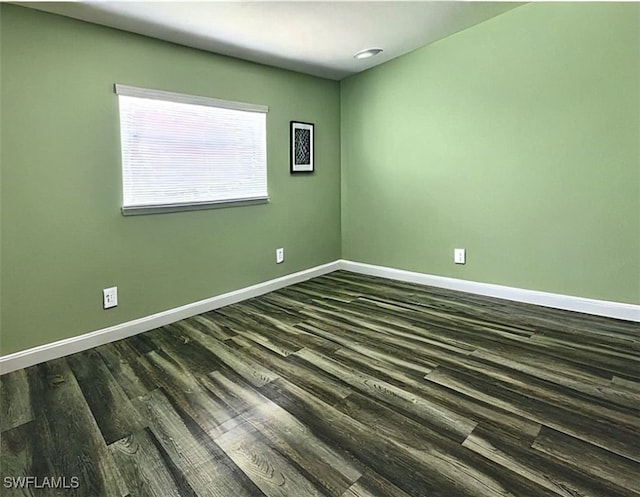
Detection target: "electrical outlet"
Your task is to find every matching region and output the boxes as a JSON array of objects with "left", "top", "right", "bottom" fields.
[
  {"left": 454, "top": 248, "right": 466, "bottom": 265},
  {"left": 276, "top": 247, "right": 284, "bottom": 264},
  {"left": 103, "top": 287, "right": 118, "bottom": 309}
]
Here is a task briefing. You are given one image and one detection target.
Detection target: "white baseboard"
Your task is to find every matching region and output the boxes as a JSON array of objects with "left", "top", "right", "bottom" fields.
[
  {"left": 3, "top": 258, "right": 637, "bottom": 375},
  {"left": 0, "top": 260, "right": 340, "bottom": 375},
  {"left": 339, "top": 260, "right": 640, "bottom": 323}
]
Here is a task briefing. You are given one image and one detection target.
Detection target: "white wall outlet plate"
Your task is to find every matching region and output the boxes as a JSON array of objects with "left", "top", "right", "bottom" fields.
[
  {"left": 276, "top": 248, "right": 284, "bottom": 264},
  {"left": 103, "top": 286, "right": 118, "bottom": 309},
  {"left": 454, "top": 248, "right": 466, "bottom": 264}
]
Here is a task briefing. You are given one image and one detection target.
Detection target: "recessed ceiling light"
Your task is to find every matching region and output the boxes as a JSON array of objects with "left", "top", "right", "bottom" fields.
[{"left": 354, "top": 48, "right": 383, "bottom": 60}]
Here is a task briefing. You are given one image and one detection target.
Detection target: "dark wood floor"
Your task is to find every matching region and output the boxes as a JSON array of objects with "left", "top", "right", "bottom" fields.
[{"left": 2, "top": 271, "right": 639, "bottom": 496}]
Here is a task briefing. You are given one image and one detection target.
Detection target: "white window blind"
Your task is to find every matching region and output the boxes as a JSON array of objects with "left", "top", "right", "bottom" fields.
[{"left": 115, "top": 84, "right": 268, "bottom": 215}]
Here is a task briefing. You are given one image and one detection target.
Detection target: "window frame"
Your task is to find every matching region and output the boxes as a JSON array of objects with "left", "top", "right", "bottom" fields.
[{"left": 115, "top": 84, "right": 269, "bottom": 216}]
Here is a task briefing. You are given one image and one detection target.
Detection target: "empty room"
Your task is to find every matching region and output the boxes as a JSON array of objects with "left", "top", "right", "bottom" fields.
[{"left": 1, "top": 1, "right": 639, "bottom": 496}]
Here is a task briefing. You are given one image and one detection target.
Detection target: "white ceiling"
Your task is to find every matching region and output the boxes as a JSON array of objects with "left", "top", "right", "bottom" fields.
[{"left": 21, "top": 1, "right": 522, "bottom": 80}]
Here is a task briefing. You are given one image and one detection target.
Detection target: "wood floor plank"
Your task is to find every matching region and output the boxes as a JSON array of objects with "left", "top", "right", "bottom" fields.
[
  {"left": 228, "top": 334, "right": 258, "bottom": 350},
  {"left": 215, "top": 423, "right": 330, "bottom": 497},
  {"left": 349, "top": 294, "right": 632, "bottom": 385},
  {"left": 243, "top": 311, "right": 344, "bottom": 355},
  {"left": 204, "top": 369, "right": 363, "bottom": 496},
  {"left": 190, "top": 313, "right": 237, "bottom": 341},
  {"left": 109, "top": 427, "right": 198, "bottom": 497},
  {"left": 531, "top": 426, "right": 640, "bottom": 494},
  {"left": 527, "top": 334, "right": 640, "bottom": 381},
  {"left": 409, "top": 340, "right": 640, "bottom": 432},
  {"left": 333, "top": 345, "right": 433, "bottom": 385},
  {"left": 357, "top": 295, "right": 536, "bottom": 339},
  {"left": 0, "top": 421, "right": 54, "bottom": 497},
  {"left": 0, "top": 369, "right": 34, "bottom": 433},
  {"left": 242, "top": 299, "right": 307, "bottom": 325},
  {"left": 333, "top": 346, "right": 542, "bottom": 445},
  {"left": 66, "top": 348, "right": 146, "bottom": 444},
  {"left": 263, "top": 377, "right": 559, "bottom": 497},
  {"left": 223, "top": 302, "right": 347, "bottom": 356},
  {"left": 340, "top": 469, "right": 413, "bottom": 497},
  {"left": 283, "top": 279, "right": 362, "bottom": 303},
  {"left": 2, "top": 270, "right": 636, "bottom": 497},
  {"left": 318, "top": 274, "right": 537, "bottom": 339},
  {"left": 468, "top": 349, "right": 640, "bottom": 423},
  {"left": 333, "top": 392, "right": 555, "bottom": 497},
  {"left": 464, "top": 425, "right": 640, "bottom": 497},
  {"left": 426, "top": 367, "right": 640, "bottom": 463},
  {"left": 27, "top": 359, "right": 128, "bottom": 496},
  {"left": 303, "top": 295, "right": 480, "bottom": 355},
  {"left": 294, "top": 348, "right": 477, "bottom": 442},
  {"left": 132, "top": 348, "right": 236, "bottom": 438},
  {"left": 238, "top": 344, "right": 353, "bottom": 406},
  {"left": 144, "top": 323, "right": 224, "bottom": 377},
  {"left": 100, "top": 339, "right": 160, "bottom": 395},
  {"left": 612, "top": 375, "right": 640, "bottom": 391},
  {"left": 211, "top": 305, "right": 300, "bottom": 356},
  {"left": 95, "top": 342, "right": 150, "bottom": 400},
  {"left": 179, "top": 325, "right": 280, "bottom": 387},
  {"left": 133, "top": 388, "right": 264, "bottom": 497},
  {"left": 463, "top": 433, "right": 590, "bottom": 497},
  {"left": 295, "top": 320, "right": 440, "bottom": 374},
  {"left": 262, "top": 376, "right": 457, "bottom": 497}
]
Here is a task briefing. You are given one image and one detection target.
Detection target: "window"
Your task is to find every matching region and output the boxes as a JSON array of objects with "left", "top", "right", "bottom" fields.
[{"left": 115, "top": 84, "right": 268, "bottom": 215}]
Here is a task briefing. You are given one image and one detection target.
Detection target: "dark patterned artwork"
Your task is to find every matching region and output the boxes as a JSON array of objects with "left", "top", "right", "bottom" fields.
[
  {"left": 295, "top": 128, "right": 311, "bottom": 165},
  {"left": 290, "top": 121, "right": 314, "bottom": 173}
]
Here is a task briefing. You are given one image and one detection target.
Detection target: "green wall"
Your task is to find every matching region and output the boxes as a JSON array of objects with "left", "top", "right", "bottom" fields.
[
  {"left": 2, "top": 3, "right": 639, "bottom": 356},
  {"left": 341, "top": 3, "right": 640, "bottom": 305},
  {"left": 0, "top": 5, "right": 341, "bottom": 355}
]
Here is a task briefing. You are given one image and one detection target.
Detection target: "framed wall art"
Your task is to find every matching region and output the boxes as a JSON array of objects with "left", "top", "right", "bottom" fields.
[{"left": 290, "top": 121, "right": 314, "bottom": 173}]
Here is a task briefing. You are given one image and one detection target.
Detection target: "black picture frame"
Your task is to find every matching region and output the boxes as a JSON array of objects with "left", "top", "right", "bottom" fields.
[{"left": 290, "top": 121, "right": 314, "bottom": 173}]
